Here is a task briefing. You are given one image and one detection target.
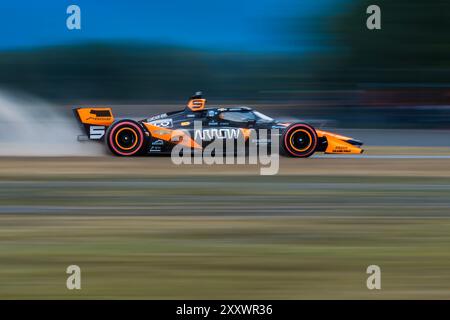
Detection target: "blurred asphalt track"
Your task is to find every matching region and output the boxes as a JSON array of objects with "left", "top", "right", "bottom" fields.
[{"left": 1, "top": 155, "right": 450, "bottom": 298}]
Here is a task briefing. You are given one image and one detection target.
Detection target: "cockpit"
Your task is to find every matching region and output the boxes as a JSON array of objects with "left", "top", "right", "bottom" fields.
[{"left": 217, "top": 110, "right": 274, "bottom": 123}]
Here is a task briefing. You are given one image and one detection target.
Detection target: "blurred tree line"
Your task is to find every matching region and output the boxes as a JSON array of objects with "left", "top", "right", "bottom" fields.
[
  {"left": 0, "top": 0, "right": 448, "bottom": 104},
  {"left": 299, "top": 0, "right": 450, "bottom": 88},
  {"left": 0, "top": 43, "right": 304, "bottom": 102}
]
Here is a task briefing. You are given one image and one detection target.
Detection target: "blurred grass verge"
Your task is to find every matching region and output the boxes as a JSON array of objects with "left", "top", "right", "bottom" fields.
[
  {"left": 0, "top": 157, "right": 450, "bottom": 298},
  {"left": 1, "top": 216, "right": 450, "bottom": 299}
]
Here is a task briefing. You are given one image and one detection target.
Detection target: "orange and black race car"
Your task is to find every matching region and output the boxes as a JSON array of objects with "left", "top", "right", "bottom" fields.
[{"left": 74, "top": 92, "right": 363, "bottom": 157}]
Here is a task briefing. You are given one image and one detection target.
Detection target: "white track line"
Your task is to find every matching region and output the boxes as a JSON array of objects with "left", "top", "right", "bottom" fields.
[{"left": 314, "top": 155, "right": 450, "bottom": 159}]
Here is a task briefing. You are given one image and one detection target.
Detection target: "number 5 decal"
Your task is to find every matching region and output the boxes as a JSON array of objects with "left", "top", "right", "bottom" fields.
[{"left": 89, "top": 125, "right": 105, "bottom": 139}]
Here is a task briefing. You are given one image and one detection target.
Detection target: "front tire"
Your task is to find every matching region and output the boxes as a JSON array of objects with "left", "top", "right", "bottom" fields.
[
  {"left": 281, "top": 123, "right": 318, "bottom": 158},
  {"left": 106, "top": 120, "right": 147, "bottom": 156}
]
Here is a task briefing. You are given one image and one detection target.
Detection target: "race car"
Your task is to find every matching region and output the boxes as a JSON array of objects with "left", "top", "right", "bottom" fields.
[{"left": 74, "top": 92, "right": 363, "bottom": 157}]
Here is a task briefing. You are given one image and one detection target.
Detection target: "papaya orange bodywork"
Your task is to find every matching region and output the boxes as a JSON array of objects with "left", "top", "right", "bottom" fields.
[
  {"left": 187, "top": 98, "right": 206, "bottom": 111},
  {"left": 76, "top": 108, "right": 114, "bottom": 126},
  {"left": 143, "top": 123, "right": 202, "bottom": 149},
  {"left": 316, "top": 130, "right": 363, "bottom": 154},
  {"left": 240, "top": 128, "right": 252, "bottom": 140}
]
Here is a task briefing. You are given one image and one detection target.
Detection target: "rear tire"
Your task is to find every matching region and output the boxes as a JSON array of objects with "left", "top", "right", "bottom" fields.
[
  {"left": 106, "top": 120, "right": 147, "bottom": 156},
  {"left": 281, "top": 123, "right": 318, "bottom": 158}
]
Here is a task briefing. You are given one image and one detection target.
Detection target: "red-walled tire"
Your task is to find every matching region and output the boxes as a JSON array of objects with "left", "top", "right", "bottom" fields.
[
  {"left": 106, "top": 120, "right": 147, "bottom": 156},
  {"left": 281, "top": 123, "right": 318, "bottom": 158}
]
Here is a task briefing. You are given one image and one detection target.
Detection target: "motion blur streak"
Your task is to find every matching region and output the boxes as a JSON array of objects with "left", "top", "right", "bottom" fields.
[
  {"left": 0, "top": 90, "right": 102, "bottom": 156},
  {"left": 1, "top": 157, "right": 450, "bottom": 299},
  {"left": 0, "top": 0, "right": 449, "bottom": 300}
]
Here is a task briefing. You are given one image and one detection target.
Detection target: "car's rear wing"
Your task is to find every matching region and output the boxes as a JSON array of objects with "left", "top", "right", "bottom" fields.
[{"left": 73, "top": 107, "right": 115, "bottom": 141}]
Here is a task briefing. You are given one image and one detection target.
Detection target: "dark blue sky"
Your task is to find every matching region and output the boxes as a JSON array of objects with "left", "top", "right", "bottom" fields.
[{"left": 0, "top": 0, "right": 335, "bottom": 52}]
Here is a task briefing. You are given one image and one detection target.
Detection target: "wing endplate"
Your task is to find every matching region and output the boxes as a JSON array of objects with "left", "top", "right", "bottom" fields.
[{"left": 316, "top": 130, "right": 364, "bottom": 154}]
